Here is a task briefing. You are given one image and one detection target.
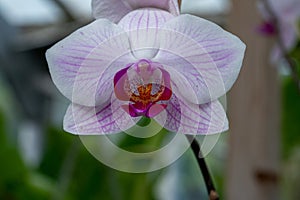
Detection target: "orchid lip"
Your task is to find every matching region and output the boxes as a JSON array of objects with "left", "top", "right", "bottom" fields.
[{"left": 114, "top": 59, "right": 172, "bottom": 118}]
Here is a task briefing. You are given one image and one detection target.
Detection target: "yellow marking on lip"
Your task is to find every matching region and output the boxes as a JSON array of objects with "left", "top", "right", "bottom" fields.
[{"left": 125, "top": 83, "right": 167, "bottom": 106}]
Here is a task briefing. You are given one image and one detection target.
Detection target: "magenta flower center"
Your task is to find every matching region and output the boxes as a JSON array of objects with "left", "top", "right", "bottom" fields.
[{"left": 114, "top": 59, "right": 172, "bottom": 118}]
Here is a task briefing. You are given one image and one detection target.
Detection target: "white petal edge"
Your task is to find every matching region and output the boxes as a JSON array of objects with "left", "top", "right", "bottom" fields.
[
  {"left": 63, "top": 99, "right": 137, "bottom": 135},
  {"left": 46, "top": 19, "right": 134, "bottom": 106},
  {"left": 153, "top": 14, "right": 246, "bottom": 104}
]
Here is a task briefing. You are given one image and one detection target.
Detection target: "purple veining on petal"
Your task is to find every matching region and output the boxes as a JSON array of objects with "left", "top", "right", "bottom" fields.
[
  {"left": 64, "top": 97, "right": 137, "bottom": 134},
  {"left": 150, "top": 15, "right": 245, "bottom": 104},
  {"left": 46, "top": 19, "right": 134, "bottom": 107},
  {"left": 136, "top": 11, "right": 145, "bottom": 40},
  {"left": 129, "top": 11, "right": 140, "bottom": 31},
  {"left": 154, "top": 94, "right": 228, "bottom": 135},
  {"left": 146, "top": 9, "right": 150, "bottom": 31},
  {"left": 68, "top": 100, "right": 115, "bottom": 130},
  {"left": 118, "top": 9, "right": 175, "bottom": 59},
  {"left": 168, "top": 99, "right": 207, "bottom": 126},
  {"left": 169, "top": 99, "right": 210, "bottom": 123}
]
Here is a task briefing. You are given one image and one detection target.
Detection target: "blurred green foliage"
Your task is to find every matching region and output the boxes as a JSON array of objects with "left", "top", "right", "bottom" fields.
[
  {"left": 0, "top": 110, "right": 45, "bottom": 200},
  {"left": 0, "top": 111, "right": 159, "bottom": 200},
  {"left": 282, "top": 41, "right": 300, "bottom": 159},
  {"left": 289, "top": 41, "right": 300, "bottom": 77},
  {"left": 281, "top": 78, "right": 300, "bottom": 159},
  {"left": 39, "top": 126, "right": 163, "bottom": 200},
  {"left": 280, "top": 39, "right": 300, "bottom": 200}
]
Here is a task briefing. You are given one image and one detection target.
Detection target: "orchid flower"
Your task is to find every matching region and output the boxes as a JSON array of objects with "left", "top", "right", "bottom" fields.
[
  {"left": 258, "top": 0, "right": 300, "bottom": 60},
  {"left": 46, "top": 0, "right": 245, "bottom": 135}
]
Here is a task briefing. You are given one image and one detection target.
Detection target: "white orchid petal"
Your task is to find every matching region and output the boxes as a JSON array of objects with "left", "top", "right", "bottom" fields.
[
  {"left": 154, "top": 95, "right": 228, "bottom": 135},
  {"left": 153, "top": 15, "right": 246, "bottom": 103},
  {"left": 46, "top": 19, "right": 134, "bottom": 106},
  {"left": 64, "top": 98, "right": 137, "bottom": 135},
  {"left": 118, "top": 8, "right": 174, "bottom": 59}
]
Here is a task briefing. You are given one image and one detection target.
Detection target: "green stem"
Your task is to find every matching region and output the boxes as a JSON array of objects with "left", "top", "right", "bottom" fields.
[{"left": 187, "top": 136, "right": 219, "bottom": 200}]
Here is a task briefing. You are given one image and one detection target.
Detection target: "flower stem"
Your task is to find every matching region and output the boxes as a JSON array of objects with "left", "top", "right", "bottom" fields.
[
  {"left": 187, "top": 136, "right": 219, "bottom": 200},
  {"left": 261, "top": 0, "right": 300, "bottom": 92}
]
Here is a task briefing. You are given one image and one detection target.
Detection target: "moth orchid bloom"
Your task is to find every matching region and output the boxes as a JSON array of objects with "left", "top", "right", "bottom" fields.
[
  {"left": 258, "top": 0, "right": 300, "bottom": 60},
  {"left": 46, "top": 0, "right": 245, "bottom": 135}
]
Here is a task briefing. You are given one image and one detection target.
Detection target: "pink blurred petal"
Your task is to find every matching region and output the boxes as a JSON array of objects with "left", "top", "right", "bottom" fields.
[
  {"left": 280, "top": 21, "right": 298, "bottom": 50},
  {"left": 271, "top": 22, "right": 297, "bottom": 62},
  {"left": 92, "top": 0, "right": 131, "bottom": 23},
  {"left": 92, "top": 0, "right": 179, "bottom": 23},
  {"left": 268, "top": 0, "right": 300, "bottom": 22},
  {"left": 258, "top": 0, "right": 300, "bottom": 60}
]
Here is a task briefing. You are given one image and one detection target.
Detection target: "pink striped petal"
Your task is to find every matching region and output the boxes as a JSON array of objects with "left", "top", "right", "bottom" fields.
[
  {"left": 258, "top": 0, "right": 300, "bottom": 60},
  {"left": 92, "top": 0, "right": 131, "bottom": 23},
  {"left": 46, "top": 19, "right": 134, "bottom": 106},
  {"left": 264, "top": 0, "right": 300, "bottom": 22},
  {"left": 153, "top": 15, "right": 246, "bottom": 104},
  {"left": 271, "top": 22, "right": 298, "bottom": 62},
  {"left": 92, "top": 0, "right": 179, "bottom": 23},
  {"left": 154, "top": 95, "right": 228, "bottom": 135},
  {"left": 118, "top": 8, "right": 174, "bottom": 59},
  {"left": 63, "top": 99, "right": 138, "bottom": 135}
]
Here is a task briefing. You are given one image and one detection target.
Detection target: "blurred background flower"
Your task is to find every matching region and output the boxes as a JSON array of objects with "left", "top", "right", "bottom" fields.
[{"left": 257, "top": 0, "right": 300, "bottom": 62}]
